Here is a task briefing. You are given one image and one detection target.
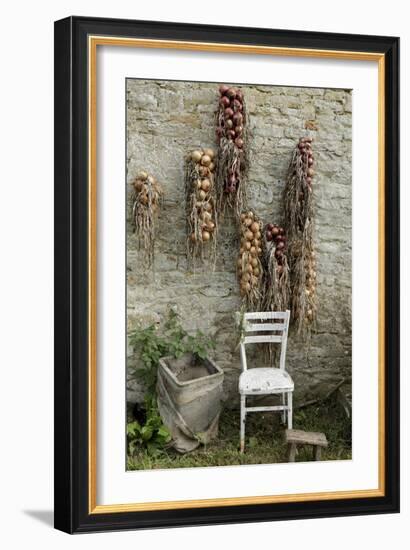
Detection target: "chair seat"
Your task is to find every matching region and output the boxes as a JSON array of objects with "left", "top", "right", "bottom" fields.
[{"left": 239, "top": 368, "right": 294, "bottom": 395}]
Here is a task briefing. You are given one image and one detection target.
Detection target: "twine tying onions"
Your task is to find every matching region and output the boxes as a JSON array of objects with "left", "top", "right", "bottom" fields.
[
  {"left": 132, "top": 171, "right": 163, "bottom": 266},
  {"left": 237, "top": 210, "right": 263, "bottom": 308},
  {"left": 216, "top": 85, "right": 249, "bottom": 218},
  {"left": 185, "top": 148, "right": 218, "bottom": 266},
  {"left": 284, "top": 136, "right": 317, "bottom": 335}
]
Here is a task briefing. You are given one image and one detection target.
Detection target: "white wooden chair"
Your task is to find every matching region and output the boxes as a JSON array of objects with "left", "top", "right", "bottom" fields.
[{"left": 237, "top": 310, "right": 293, "bottom": 453}]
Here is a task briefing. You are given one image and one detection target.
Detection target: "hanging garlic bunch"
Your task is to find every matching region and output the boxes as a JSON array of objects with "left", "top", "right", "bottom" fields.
[
  {"left": 283, "top": 136, "right": 317, "bottom": 334},
  {"left": 185, "top": 148, "right": 217, "bottom": 266},
  {"left": 237, "top": 210, "right": 263, "bottom": 308},
  {"left": 131, "top": 171, "right": 163, "bottom": 267},
  {"left": 216, "top": 85, "right": 249, "bottom": 218}
]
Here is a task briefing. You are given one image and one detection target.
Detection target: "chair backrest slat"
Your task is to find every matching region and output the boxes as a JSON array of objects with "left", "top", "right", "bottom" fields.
[
  {"left": 238, "top": 310, "right": 290, "bottom": 372},
  {"left": 244, "top": 311, "right": 288, "bottom": 320},
  {"left": 243, "top": 335, "right": 283, "bottom": 344},
  {"left": 244, "top": 322, "right": 286, "bottom": 332}
]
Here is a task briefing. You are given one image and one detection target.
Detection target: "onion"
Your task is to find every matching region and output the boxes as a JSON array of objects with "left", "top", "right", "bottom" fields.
[
  {"left": 272, "top": 227, "right": 279, "bottom": 237},
  {"left": 202, "top": 231, "right": 211, "bottom": 241},
  {"left": 198, "top": 190, "right": 206, "bottom": 200},
  {"left": 208, "top": 162, "right": 215, "bottom": 172},
  {"left": 266, "top": 231, "right": 273, "bottom": 241},
  {"left": 219, "top": 84, "right": 229, "bottom": 95},
  {"left": 137, "top": 171, "right": 148, "bottom": 180},
  {"left": 253, "top": 267, "right": 260, "bottom": 277},
  {"left": 247, "top": 211, "right": 254, "bottom": 218},
  {"left": 134, "top": 180, "right": 143, "bottom": 192},
  {"left": 233, "top": 112, "right": 243, "bottom": 125},
  {"left": 201, "top": 179, "right": 211, "bottom": 192},
  {"left": 250, "top": 221, "right": 259, "bottom": 233},
  {"left": 233, "top": 99, "right": 242, "bottom": 111},
  {"left": 196, "top": 179, "right": 202, "bottom": 190},
  {"left": 246, "top": 264, "right": 253, "bottom": 274},
  {"left": 245, "top": 230, "right": 253, "bottom": 241},
  {"left": 201, "top": 155, "right": 212, "bottom": 166},
  {"left": 276, "top": 241, "right": 285, "bottom": 250},
  {"left": 235, "top": 137, "right": 244, "bottom": 148},
  {"left": 244, "top": 217, "right": 252, "bottom": 227},
  {"left": 234, "top": 125, "right": 243, "bottom": 135},
  {"left": 250, "top": 246, "right": 257, "bottom": 256},
  {"left": 225, "top": 119, "right": 233, "bottom": 129},
  {"left": 252, "top": 239, "right": 261, "bottom": 248},
  {"left": 227, "top": 130, "right": 236, "bottom": 140},
  {"left": 203, "top": 202, "right": 212, "bottom": 212},
  {"left": 226, "top": 88, "right": 236, "bottom": 99},
  {"left": 220, "top": 96, "right": 230, "bottom": 107},
  {"left": 206, "top": 222, "right": 215, "bottom": 232},
  {"left": 255, "top": 231, "right": 261, "bottom": 239},
  {"left": 191, "top": 150, "right": 202, "bottom": 163},
  {"left": 190, "top": 233, "right": 197, "bottom": 242},
  {"left": 245, "top": 241, "right": 251, "bottom": 251},
  {"left": 308, "top": 157, "right": 314, "bottom": 166},
  {"left": 240, "top": 213, "right": 246, "bottom": 222},
  {"left": 307, "top": 168, "right": 315, "bottom": 177},
  {"left": 224, "top": 107, "right": 234, "bottom": 118},
  {"left": 251, "top": 258, "right": 258, "bottom": 268},
  {"left": 203, "top": 148, "right": 214, "bottom": 159}
]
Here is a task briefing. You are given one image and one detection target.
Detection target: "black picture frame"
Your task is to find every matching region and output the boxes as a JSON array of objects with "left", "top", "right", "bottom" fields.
[{"left": 54, "top": 16, "right": 400, "bottom": 534}]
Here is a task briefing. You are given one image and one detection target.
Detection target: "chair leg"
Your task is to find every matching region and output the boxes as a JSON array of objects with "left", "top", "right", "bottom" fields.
[
  {"left": 240, "top": 395, "right": 246, "bottom": 453},
  {"left": 287, "top": 392, "right": 293, "bottom": 430},
  {"left": 281, "top": 393, "right": 286, "bottom": 425}
]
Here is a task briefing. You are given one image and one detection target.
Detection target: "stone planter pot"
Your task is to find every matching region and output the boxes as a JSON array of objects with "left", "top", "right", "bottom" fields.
[{"left": 157, "top": 353, "right": 224, "bottom": 453}]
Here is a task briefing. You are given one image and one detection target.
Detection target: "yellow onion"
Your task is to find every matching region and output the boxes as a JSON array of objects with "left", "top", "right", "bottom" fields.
[
  {"left": 208, "top": 162, "right": 215, "bottom": 172},
  {"left": 191, "top": 150, "right": 203, "bottom": 163},
  {"left": 202, "top": 230, "right": 211, "bottom": 241},
  {"left": 198, "top": 190, "right": 206, "bottom": 200},
  {"left": 201, "top": 178, "right": 211, "bottom": 192},
  {"left": 250, "top": 246, "right": 257, "bottom": 256},
  {"left": 245, "top": 230, "right": 253, "bottom": 241},
  {"left": 134, "top": 179, "right": 144, "bottom": 192},
  {"left": 137, "top": 171, "right": 148, "bottom": 180},
  {"left": 251, "top": 258, "right": 258, "bottom": 268},
  {"left": 245, "top": 241, "right": 251, "bottom": 251},
  {"left": 203, "top": 148, "right": 214, "bottom": 159},
  {"left": 251, "top": 221, "right": 259, "bottom": 233},
  {"left": 201, "top": 155, "right": 212, "bottom": 166},
  {"left": 253, "top": 267, "right": 260, "bottom": 277}
]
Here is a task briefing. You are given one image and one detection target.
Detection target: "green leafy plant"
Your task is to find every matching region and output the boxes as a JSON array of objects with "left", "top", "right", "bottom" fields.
[
  {"left": 129, "top": 308, "right": 215, "bottom": 397},
  {"left": 127, "top": 308, "right": 215, "bottom": 455},
  {"left": 127, "top": 396, "right": 171, "bottom": 456}
]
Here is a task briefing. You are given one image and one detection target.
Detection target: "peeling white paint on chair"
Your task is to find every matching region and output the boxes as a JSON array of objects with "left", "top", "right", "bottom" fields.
[{"left": 237, "top": 310, "right": 293, "bottom": 453}]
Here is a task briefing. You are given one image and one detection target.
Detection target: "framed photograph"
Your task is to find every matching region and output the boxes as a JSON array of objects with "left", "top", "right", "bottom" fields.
[{"left": 54, "top": 16, "right": 399, "bottom": 533}]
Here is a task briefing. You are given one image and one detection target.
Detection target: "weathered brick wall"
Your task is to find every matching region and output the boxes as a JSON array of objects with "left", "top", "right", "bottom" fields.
[{"left": 126, "top": 80, "right": 352, "bottom": 406}]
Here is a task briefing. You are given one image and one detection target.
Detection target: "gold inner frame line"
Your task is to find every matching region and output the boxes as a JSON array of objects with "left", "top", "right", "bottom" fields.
[{"left": 88, "top": 35, "right": 385, "bottom": 514}]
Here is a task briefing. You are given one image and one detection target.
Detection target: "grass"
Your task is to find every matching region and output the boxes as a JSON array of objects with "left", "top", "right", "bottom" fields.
[{"left": 127, "top": 398, "right": 351, "bottom": 470}]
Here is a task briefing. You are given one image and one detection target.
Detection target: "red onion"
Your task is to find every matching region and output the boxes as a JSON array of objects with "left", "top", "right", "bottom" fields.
[
  {"left": 219, "top": 84, "right": 229, "bottom": 95},
  {"left": 234, "top": 125, "right": 243, "bottom": 135},
  {"left": 235, "top": 137, "right": 244, "bottom": 148},
  {"left": 226, "top": 88, "right": 236, "bottom": 99},
  {"left": 224, "top": 107, "right": 234, "bottom": 118},
  {"left": 232, "top": 112, "right": 243, "bottom": 125},
  {"left": 220, "top": 96, "right": 230, "bottom": 107},
  {"left": 233, "top": 99, "right": 243, "bottom": 111},
  {"left": 266, "top": 231, "right": 273, "bottom": 241}
]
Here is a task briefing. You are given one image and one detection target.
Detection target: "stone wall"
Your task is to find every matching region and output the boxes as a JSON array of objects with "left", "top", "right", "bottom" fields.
[{"left": 126, "top": 80, "right": 352, "bottom": 406}]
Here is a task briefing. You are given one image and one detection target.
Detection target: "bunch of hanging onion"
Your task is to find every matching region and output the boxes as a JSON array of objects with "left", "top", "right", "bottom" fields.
[
  {"left": 132, "top": 171, "right": 163, "bottom": 266},
  {"left": 216, "top": 85, "right": 248, "bottom": 216},
  {"left": 283, "top": 135, "right": 317, "bottom": 334},
  {"left": 185, "top": 148, "right": 217, "bottom": 265},
  {"left": 237, "top": 210, "right": 263, "bottom": 306}
]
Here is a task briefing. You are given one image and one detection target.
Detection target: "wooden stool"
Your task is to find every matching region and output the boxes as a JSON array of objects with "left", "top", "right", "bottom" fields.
[{"left": 285, "top": 429, "right": 328, "bottom": 462}]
